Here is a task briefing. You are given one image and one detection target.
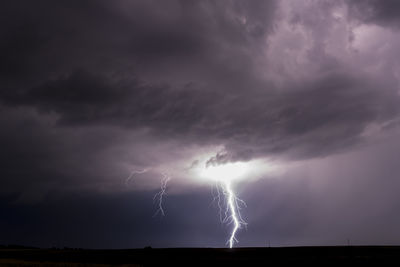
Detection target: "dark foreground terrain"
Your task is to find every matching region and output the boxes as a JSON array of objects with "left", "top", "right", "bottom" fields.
[{"left": 2, "top": 246, "right": 400, "bottom": 266}]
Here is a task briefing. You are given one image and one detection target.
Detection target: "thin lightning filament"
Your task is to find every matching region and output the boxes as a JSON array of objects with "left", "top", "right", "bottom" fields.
[{"left": 153, "top": 172, "right": 170, "bottom": 217}]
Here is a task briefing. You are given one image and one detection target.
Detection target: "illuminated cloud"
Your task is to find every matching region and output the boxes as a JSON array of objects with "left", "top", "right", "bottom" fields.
[{"left": 1, "top": 0, "right": 400, "bottom": 248}]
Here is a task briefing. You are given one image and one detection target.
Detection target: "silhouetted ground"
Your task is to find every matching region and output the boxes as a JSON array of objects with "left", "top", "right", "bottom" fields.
[{"left": 2, "top": 246, "right": 400, "bottom": 266}]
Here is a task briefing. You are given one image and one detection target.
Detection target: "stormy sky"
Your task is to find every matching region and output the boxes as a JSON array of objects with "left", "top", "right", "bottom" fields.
[{"left": 2, "top": 0, "right": 400, "bottom": 248}]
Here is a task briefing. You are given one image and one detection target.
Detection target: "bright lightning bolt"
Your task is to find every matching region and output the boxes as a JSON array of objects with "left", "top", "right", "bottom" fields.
[
  {"left": 200, "top": 162, "right": 248, "bottom": 248},
  {"left": 223, "top": 180, "right": 247, "bottom": 248},
  {"left": 214, "top": 180, "right": 247, "bottom": 248},
  {"left": 153, "top": 172, "right": 171, "bottom": 217}
]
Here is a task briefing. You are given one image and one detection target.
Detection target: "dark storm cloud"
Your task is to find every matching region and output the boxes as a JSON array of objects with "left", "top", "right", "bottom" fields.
[
  {"left": 2, "top": 0, "right": 397, "bottom": 167},
  {"left": 0, "top": 107, "right": 131, "bottom": 202},
  {"left": 0, "top": 0, "right": 398, "bottom": 182},
  {"left": 0, "top": 0, "right": 276, "bottom": 84},
  {"left": 4, "top": 70, "right": 218, "bottom": 132},
  {"left": 4, "top": 69, "right": 398, "bottom": 163},
  {"left": 2, "top": 0, "right": 400, "bottom": 249},
  {"left": 348, "top": 0, "right": 400, "bottom": 27}
]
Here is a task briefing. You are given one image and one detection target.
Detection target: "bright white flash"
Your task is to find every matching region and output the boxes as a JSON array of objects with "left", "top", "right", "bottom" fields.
[
  {"left": 201, "top": 162, "right": 248, "bottom": 182},
  {"left": 224, "top": 180, "right": 247, "bottom": 248},
  {"left": 200, "top": 162, "right": 248, "bottom": 248}
]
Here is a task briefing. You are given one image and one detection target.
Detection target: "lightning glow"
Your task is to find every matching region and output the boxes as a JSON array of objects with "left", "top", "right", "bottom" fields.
[
  {"left": 223, "top": 180, "right": 247, "bottom": 248},
  {"left": 200, "top": 162, "right": 248, "bottom": 248},
  {"left": 126, "top": 158, "right": 260, "bottom": 247}
]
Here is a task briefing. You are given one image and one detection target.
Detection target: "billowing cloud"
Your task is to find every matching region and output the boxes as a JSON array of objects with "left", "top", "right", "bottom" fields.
[
  {"left": 1, "top": 0, "right": 400, "bottom": 248},
  {"left": 348, "top": 0, "right": 400, "bottom": 27}
]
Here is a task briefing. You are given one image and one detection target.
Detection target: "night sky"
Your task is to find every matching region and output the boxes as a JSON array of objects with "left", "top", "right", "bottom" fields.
[{"left": 2, "top": 0, "right": 400, "bottom": 249}]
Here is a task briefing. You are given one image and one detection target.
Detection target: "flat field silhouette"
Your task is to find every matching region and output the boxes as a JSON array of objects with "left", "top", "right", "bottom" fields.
[{"left": 2, "top": 246, "right": 400, "bottom": 266}]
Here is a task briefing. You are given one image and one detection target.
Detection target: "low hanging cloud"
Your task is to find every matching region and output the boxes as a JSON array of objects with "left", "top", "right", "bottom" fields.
[
  {"left": 0, "top": 0, "right": 400, "bottom": 194},
  {"left": 2, "top": 69, "right": 399, "bottom": 165},
  {"left": 3, "top": 0, "right": 400, "bottom": 249}
]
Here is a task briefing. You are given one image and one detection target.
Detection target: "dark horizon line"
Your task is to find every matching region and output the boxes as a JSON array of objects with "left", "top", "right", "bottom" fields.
[{"left": 3, "top": 244, "right": 400, "bottom": 250}]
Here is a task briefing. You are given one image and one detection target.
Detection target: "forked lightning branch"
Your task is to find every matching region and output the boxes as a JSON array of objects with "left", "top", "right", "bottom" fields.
[{"left": 126, "top": 162, "right": 249, "bottom": 248}]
